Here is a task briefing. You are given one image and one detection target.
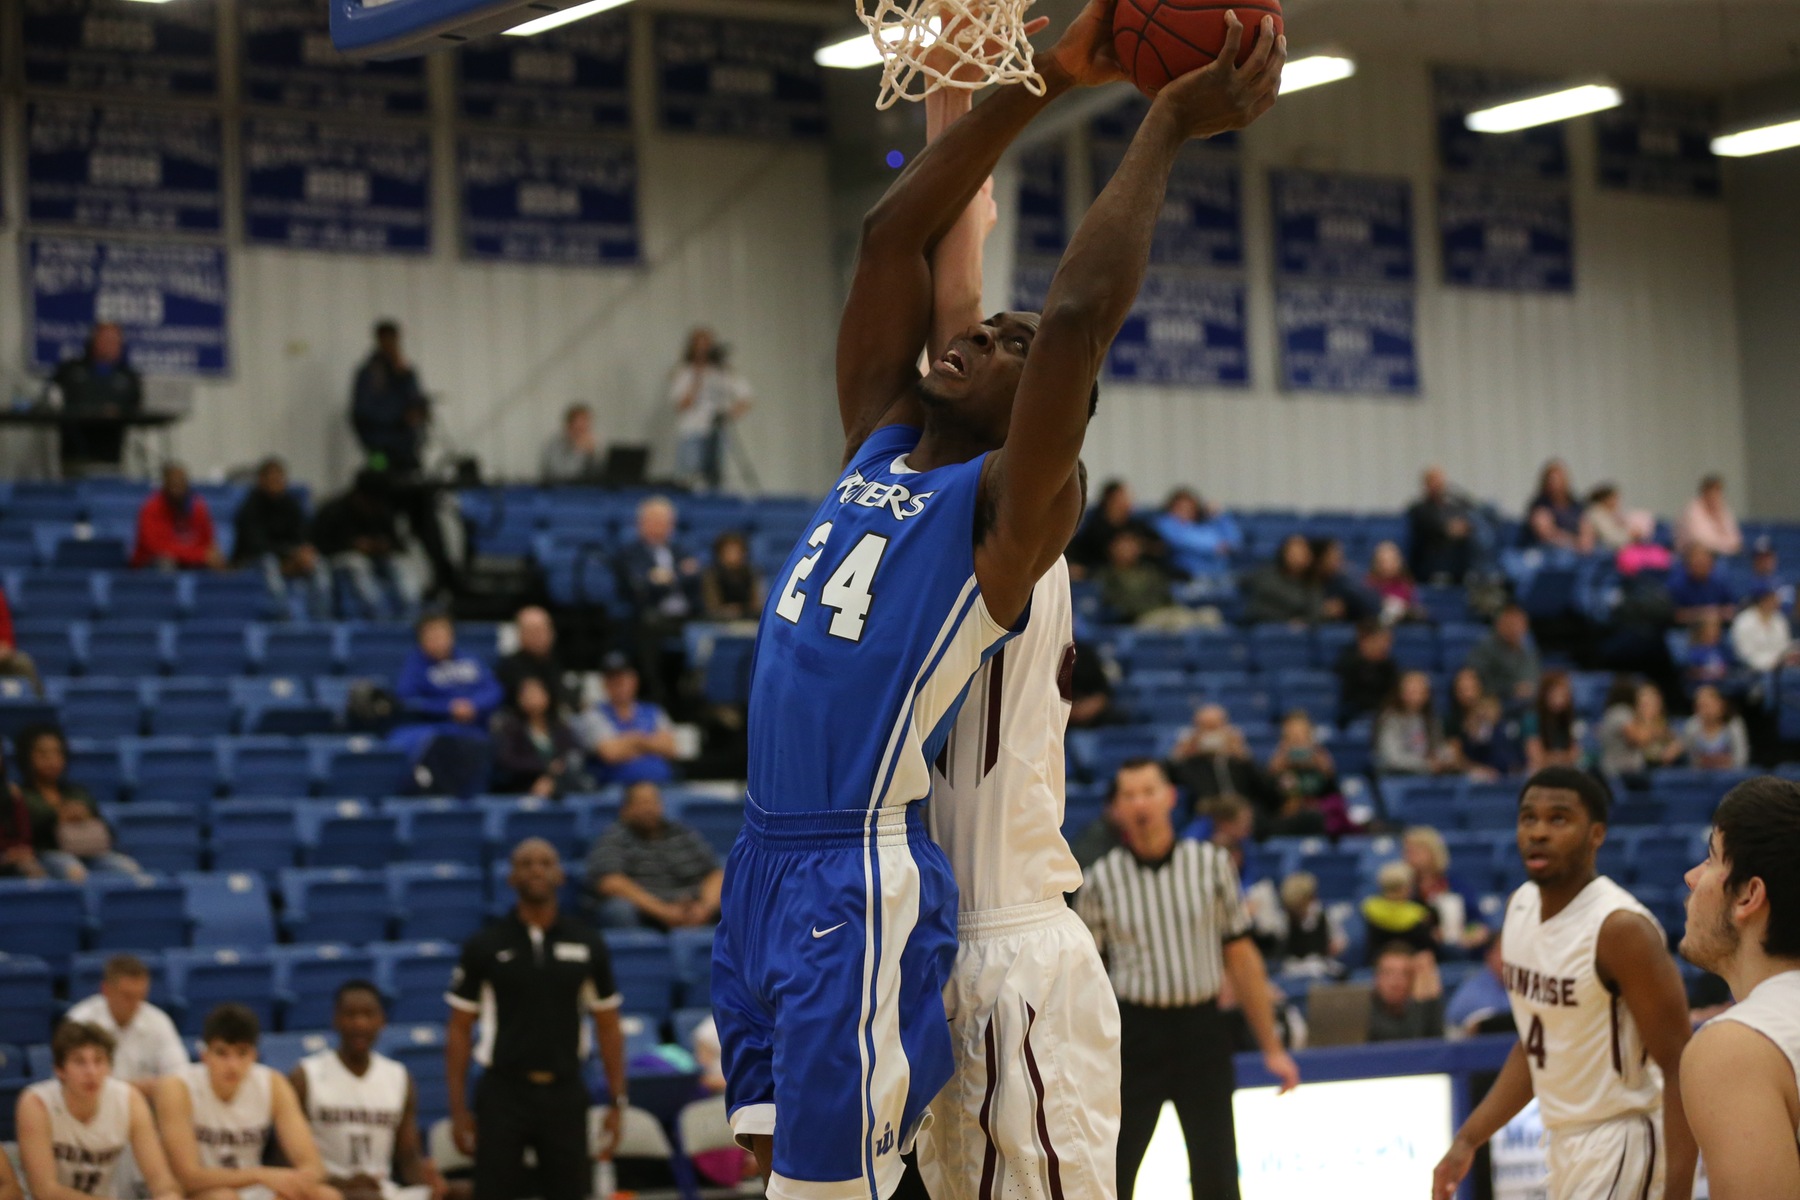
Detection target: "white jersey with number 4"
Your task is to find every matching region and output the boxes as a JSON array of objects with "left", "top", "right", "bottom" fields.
[
  {"left": 299, "top": 1050, "right": 410, "bottom": 1182},
  {"left": 1706, "top": 969, "right": 1800, "bottom": 1143},
  {"left": 180, "top": 1063, "right": 274, "bottom": 1171},
  {"left": 1502, "top": 877, "right": 1664, "bottom": 1132},
  {"left": 24, "top": 1077, "right": 133, "bottom": 1197}
]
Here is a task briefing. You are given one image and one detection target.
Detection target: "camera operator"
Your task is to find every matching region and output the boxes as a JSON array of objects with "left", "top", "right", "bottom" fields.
[{"left": 668, "top": 327, "right": 752, "bottom": 491}]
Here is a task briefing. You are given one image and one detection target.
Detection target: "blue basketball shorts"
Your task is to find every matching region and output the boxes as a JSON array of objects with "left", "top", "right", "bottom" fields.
[{"left": 711, "top": 795, "right": 959, "bottom": 1200}]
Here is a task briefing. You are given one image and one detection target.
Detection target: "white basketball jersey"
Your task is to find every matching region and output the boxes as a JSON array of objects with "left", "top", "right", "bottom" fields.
[
  {"left": 1501, "top": 877, "right": 1664, "bottom": 1131},
  {"left": 24, "top": 1078, "right": 133, "bottom": 1197},
  {"left": 180, "top": 1063, "right": 274, "bottom": 1171},
  {"left": 298, "top": 1050, "right": 410, "bottom": 1180},
  {"left": 1707, "top": 969, "right": 1800, "bottom": 1142},
  {"left": 929, "top": 557, "right": 1083, "bottom": 913}
]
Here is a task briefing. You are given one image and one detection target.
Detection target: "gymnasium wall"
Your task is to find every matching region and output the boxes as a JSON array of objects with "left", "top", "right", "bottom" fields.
[
  {"left": 978, "top": 55, "right": 1751, "bottom": 519},
  {"left": 0, "top": 1, "right": 844, "bottom": 496}
]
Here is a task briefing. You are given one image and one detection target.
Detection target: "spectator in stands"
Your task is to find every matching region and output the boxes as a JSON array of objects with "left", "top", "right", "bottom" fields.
[
  {"left": 1466, "top": 603, "right": 1541, "bottom": 707},
  {"left": 1669, "top": 545, "right": 1738, "bottom": 628},
  {"left": 1361, "top": 863, "right": 1440, "bottom": 960},
  {"left": 1169, "top": 704, "right": 1280, "bottom": 819},
  {"left": 616, "top": 495, "right": 700, "bottom": 694},
  {"left": 574, "top": 653, "right": 677, "bottom": 786},
  {"left": 0, "top": 766, "right": 46, "bottom": 876},
  {"left": 390, "top": 614, "right": 504, "bottom": 760},
  {"left": 1367, "top": 941, "right": 1446, "bottom": 1042},
  {"left": 1524, "top": 459, "right": 1591, "bottom": 552},
  {"left": 1443, "top": 667, "right": 1487, "bottom": 748},
  {"left": 1676, "top": 474, "right": 1743, "bottom": 557},
  {"left": 1066, "top": 480, "right": 1167, "bottom": 580},
  {"left": 312, "top": 471, "right": 424, "bottom": 620},
  {"left": 0, "top": 580, "right": 40, "bottom": 694},
  {"left": 1404, "top": 826, "right": 1489, "bottom": 952},
  {"left": 1196, "top": 794, "right": 1264, "bottom": 889},
  {"left": 1581, "top": 483, "right": 1636, "bottom": 551},
  {"left": 700, "top": 531, "right": 764, "bottom": 624},
  {"left": 1747, "top": 537, "right": 1794, "bottom": 609},
  {"left": 1098, "top": 529, "right": 1204, "bottom": 629},
  {"left": 63, "top": 955, "right": 188, "bottom": 1093},
  {"left": 1068, "top": 641, "right": 1120, "bottom": 729},
  {"left": 496, "top": 606, "right": 577, "bottom": 712},
  {"left": 1335, "top": 619, "right": 1399, "bottom": 726},
  {"left": 669, "top": 328, "right": 753, "bottom": 491},
  {"left": 1406, "top": 466, "right": 1475, "bottom": 584},
  {"left": 1452, "top": 692, "right": 1520, "bottom": 779},
  {"left": 539, "top": 403, "right": 601, "bottom": 484},
  {"left": 1310, "top": 537, "right": 1372, "bottom": 623},
  {"left": 1244, "top": 534, "right": 1322, "bottom": 625},
  {"left": 131, "top": 462, "right": 224, "bottom": 571},
  {"left": 52, "top": 321, "right": 143, "bottom": 473},
  {"left": 1730, "top": 584, "right": 1796, "bottom": 672},
  {"left": 1366, "top": 540, "right": 1425, "bottom": 624},
  {"left": 584, "top": 780, "right": 722, "bottom": 930},
  {"left": 1154, "top": 488, "right": 1241, "bottom": 579},
  {"left": 1523, "top": 670, "right": 1587, "bottom": 772},
  {"left": 1683, "top": 612, "right": 1736, "bottom": 694},
  {"left": 1445, "top": 935, "right": 1512, "bottom": 1038},
  {"left": 1598, "top": 678, "right": 1685, "bottom": 776},
  {"left": 17, "top": 726, "right": 144, "bottom": 883},
  {"left": 233, "top": 457, "right": 330, "bottom": 619},
  {"left": 1682, "top": 685, "right": 1748, "bottom": 771},
  {"left": 489, "top": 677, "right": 591, "bottom": 798},
  {"left": 350, "top": 319, "right": 428, "bottom": 473},
  {"left": 1266, "top": 710, "right": 1340, "bottom": 836},
  {"left": 1375, "top": 672, "right": 1459, "bottom": 776},
  {"left": 1258, "top": 871, "right": 1346, "bottom": 977}
]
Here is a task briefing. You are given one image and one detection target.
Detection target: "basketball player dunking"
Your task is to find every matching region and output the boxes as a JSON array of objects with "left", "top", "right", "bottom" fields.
[
  {"left": 1433, "top": 767, "right": 1697, "bottom": 1200},
  {"left": 1676, "top": 777, "right": 1800, "bottom": 1199},
  {"left": 710, "top": 3, "right": 1284, "bottom": 1196}
]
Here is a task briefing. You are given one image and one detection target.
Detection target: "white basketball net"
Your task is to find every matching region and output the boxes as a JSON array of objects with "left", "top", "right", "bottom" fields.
[{"left": 858, "top": 0, "right": 1044, "bottom": 110}]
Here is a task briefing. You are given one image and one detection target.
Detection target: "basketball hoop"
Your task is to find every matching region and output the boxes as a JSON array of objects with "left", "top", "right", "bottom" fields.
[{"left": 859, "top": 0, "right": 1044, "bottom": 110}]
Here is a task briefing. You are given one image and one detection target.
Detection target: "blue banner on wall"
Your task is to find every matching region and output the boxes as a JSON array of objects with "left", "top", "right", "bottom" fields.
[
  {"left": 1277, "top": 283, "right": 1418, "bottom": 395},
  {"left": 1012, "top": 256, "right": 1057, "bottom": 314},
  {"left": 1271, "top": 169, "right": 1414, "bottom": 282},
  {"left": 1108, "top": 270, "right": 1249, "bottom": 387},
  {"left": 1093, "top": 139, "right": 1242, "bottom": 269},
  {"left": 460, "top": 135, "right": 639, "bottom": 265},
  {"left": 457, "top": 17, "right": 630, "bottom": 130},
  {"left": 1016, "top": 145, "right": 1066, "bottom": 259},
  {"left": 1438, "top": 180, "right": 1573, "bottom": 292},
  {"left": 656, "top": 16, "right": 828, "bottom": 140},
  {"left": 28, "top": 236, "right": 229, "bottom": 376},
  {"left": 244, "top": 119, "right": 431, "bottom": 255},
  {"left": 1596, "top": 91, "right": 1721, "bottom": 199},
  {"left": 242, "top": 0, "right": 426, "bottom": 116},
  {"left": 27, "top": 101, "right": 222, "bottom": 234},
  {"left": 24, "top": 0, "right": 219, "bottom": 97},
  {"left": 1434, "top": 66, "right": 1569, "bottom": 180}
]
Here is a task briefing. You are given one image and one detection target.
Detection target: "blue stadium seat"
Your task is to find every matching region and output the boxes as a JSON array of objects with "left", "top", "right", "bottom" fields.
[
  {"left": 1388, "top": 625, "right": 1439, "bottom": 672},
  {"left": 228, "top": 737, "right": 316, "bottom": 798},
  {"left": 343, "top": 626, "right": 417, "bottom": 680},
  {"left": 191, "top": 573, "right": 278, "bottom": 622},
  {"left": 280, "top": 869, "right": 392, "bottom": 945},
  {"left": 181, "top": 871, "right": 276, "bottom": 948},
  {"left": 104, "top": 802, "right": 204, "bottom": 873},
  {"left": 668, "top": 927, "right": 714, "bottom": 1008},
  {"left": 13, "top": 620, "right": 78, "bottom": 677},
  {"left": 210, "top": 802, "right": 302, "bottom": 874},
  {"left": 48, "top": 534, "right": 129, "bottom": 571},
  {"left": 83, "top": 620, "right": 171, "bottom": 677},
  {"left": 310, "top": 676, "right": 374, "bottom": 721},
  {"left": 0, "top": 1043, "right": 27, "bottom": 1078},
  {"left": 271, "top": 945, "right": 378, "bottom": 1030},
  {"left": 601, "top": 930, "right": 676, "bottom": 1022},
  {"left": 297, "top": 799, "right": 399, "bottom": 869},
  {"left": 56, "top": 679, "right": 144, "bottom": 739},
  {"left": 257, "top": 1030, "right": 334, "bottom": 1074},
  {"left": 1632, "top": 832, "right": 1697, "bottom": 885},
  {"left": 258, "top": 625, "right": 342, "bottom": 677},
  {"left": 319, "top": 742, "right": 411, "bottom": 800},
  {"left": 235, "top": 673, "right": 337, "bottom": 736},
  {"left": 68, "top": 952, "right": 172, "bottom": 1006},
  {"left": 386, "top": 864, "right": 486, "bottom": 944},
  {"left": 675, "top": 797, "right": 744, "bottom": 858},
  {"left": 0, "top": 694, "right": 60, "bottom": 742},
  {"left": 0, "top": 880, "right": 85, "bottom": 970},
  {"left": 1297, "top": 850, "right": 1363, "bottom": 903},
  {"left": 129, "top": 738, "right": 220, "bottom": 809},
  {"left": 1249, "top": 626, "right": 1315, "bottom": 671},
  {"left": 391, "top": 798, "right": 485, "bottom": 863},
  {"left": 165, "top": 947, "right": 277, "bottom": 1035},
  {"left": 172, "top": 622, "right": 256, "bottom": 678},
  {"left": 145, "top": 678, "right": 238, "bottom": 737},
  {"left": 377, "top": 1022, "right": 447, "bottom": 1116},
  {"left": 478, "top": 796, "right": 582, "bottom": 858},
  {"left": 370, "top": 942, "right": 460, "bottom": 1024},
  {"left": 85, "top": 876, "right": 189, "bottom": 952},
  {"left": 106, "top": 574, "right": 186, "bottom": 621},
  {"left": 16, "top": 571, "right": 102, "bottom": 619},
  {"left": 567, "top": 794, "right": 622, "bottom": 841},
  {"left": 671, "top": 1006, "right": 711, "bottom": 1052},
  {"left": 0, "top": 957, "right": 55, "bottom": 1046}
]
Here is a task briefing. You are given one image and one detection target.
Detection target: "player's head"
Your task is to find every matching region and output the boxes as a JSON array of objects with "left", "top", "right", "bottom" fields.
[
  {"left": 52, "top": 1021, "right": 116, "bottom": 1099},
  {"left": 333, "top": 980, "right": 387, "bottom": 1057},
  {"left": 1681, "top": 777, "right": 1800, "bottom": 973},
  {"left": 201, "top": 1004, "right": 261, "bottom": 1094},
  {"left": 1109, "top": 758, "right": 1177, "bottom": 846},
  {"left": 1517, "top": 767, "right": 1610, "bottom": 885},
  {"left": 920, "top": 312, "right": 1099, "bottom": 451},
  {"left": 99, "top": 954, "right": 152, "bottom": 1026},
  {"left": 509, "top": 837, "right": 565, "bottom": 906}
]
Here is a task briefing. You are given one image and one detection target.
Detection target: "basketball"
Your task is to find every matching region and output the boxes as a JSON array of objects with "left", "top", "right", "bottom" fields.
[{"left": 1113, "top": 0, "right": 1284, "bottom": 97}]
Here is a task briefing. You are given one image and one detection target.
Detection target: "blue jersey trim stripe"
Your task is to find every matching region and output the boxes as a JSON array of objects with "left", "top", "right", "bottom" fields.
[{"left": 863, "top": 574, "right": 983, "bottom": 815}]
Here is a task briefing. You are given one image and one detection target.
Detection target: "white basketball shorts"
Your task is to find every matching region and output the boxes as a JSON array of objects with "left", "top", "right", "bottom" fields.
[
  {"left": 915, "top": 898, "right": 1121, "bottom": 1200},
  {"left": 1547, "top": 1111, "right": 1665, "bottom": 1200}
]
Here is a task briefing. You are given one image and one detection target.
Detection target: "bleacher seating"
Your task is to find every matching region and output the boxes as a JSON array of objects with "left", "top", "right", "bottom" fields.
[
  {"left": 271, "top": 944, "right": 378, "bottom": 1029},
  {"left": 279, "top": 869, "right": 392, "bottom": 945},
  {"left": 166, "top": 947, "right": 276, "bottom": 1034}
]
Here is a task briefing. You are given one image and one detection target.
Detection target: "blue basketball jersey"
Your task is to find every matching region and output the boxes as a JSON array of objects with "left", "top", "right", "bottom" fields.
[{"left": 747, "top": 424, "right": 1014, "bottom": 816}]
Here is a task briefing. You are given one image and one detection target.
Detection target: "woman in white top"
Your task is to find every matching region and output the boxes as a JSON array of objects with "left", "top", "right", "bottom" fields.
[
  {"left": 1730, "top": 586, "right": 1795, "bottom": 672},
  {"left": 15, "top": 1022, "right": 183, "bottom": 1200},
  {"left": 667, "top": 327, "right": 752, "bottom": 490}
]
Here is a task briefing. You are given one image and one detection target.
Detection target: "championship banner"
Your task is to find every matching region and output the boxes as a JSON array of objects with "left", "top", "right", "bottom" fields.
[
  {"left": 242, "top": 0, "right": 427, "bottom": 116},
  {"left": 1276, "top": 282, "right": 1419, "bottom": 395},
  {"left": 655, "top": 15, "right": 828, "bottom": 139},
  {"left": 1016, "top": 144, "right": 1067, "bottom": 259},
  {"left": 457, "top": 16, "right": 631, "bottom": 130},
  {"left": 24, "top": 0, "right": 219, "bottom": 97},
  {"left": 1596, "top": 91, "right": 1722, "bottom": 199},
  {"left": 459, "top": 134, "right": 639, "bottom": 265},
  {"left": 1270, "top": 169, "right": 1414, "bottom": 283},
  {"left": 1434, "top": 66, "right": 1570, "bottom": 180},
  {"left": 27, "top": 101, "right": 223, "bottom": 234},
  {"left": 28, "top": 236, "right": 229, "bottom": 376},
  {"left": 1107, "top": 270, "right": 1249, "bottom": 387},
  {"left": 1438, "top": 180, "right": 1573, "bottom": 292},
  {"left": 244, "top": 119, "right": 431, "bottom": 255}
]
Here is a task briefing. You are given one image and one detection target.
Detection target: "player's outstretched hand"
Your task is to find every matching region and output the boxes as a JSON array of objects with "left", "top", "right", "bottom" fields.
[
  {"left": 1044, "top": 0, "right": 1125, "bottom": 89},
  {"left": 1149, "top": 12, "right": 1285, "bottom": 139},
  {"left": 1430, "top": 1137, "right": 1476, "bottom": 1200}
]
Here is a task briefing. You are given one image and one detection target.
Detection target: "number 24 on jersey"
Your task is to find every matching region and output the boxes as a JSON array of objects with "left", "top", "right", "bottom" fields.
[{"left": 774, "top": 522, "right": 890, "bottom": 642}]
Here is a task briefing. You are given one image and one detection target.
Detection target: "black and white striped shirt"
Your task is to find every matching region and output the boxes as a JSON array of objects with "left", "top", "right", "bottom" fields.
[{"left": 1076, "top": 838, "right": 1251, "bottom": 1008}]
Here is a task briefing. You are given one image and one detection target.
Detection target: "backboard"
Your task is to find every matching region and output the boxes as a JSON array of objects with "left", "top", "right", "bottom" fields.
[{"left": 329, "top": 0, "right": 553, "bottom": 59}]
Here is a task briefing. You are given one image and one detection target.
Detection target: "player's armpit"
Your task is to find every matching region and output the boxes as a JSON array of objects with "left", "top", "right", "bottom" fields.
[{"left": 1680, "top": 1022, "right": 1800, "bottom": 1200}]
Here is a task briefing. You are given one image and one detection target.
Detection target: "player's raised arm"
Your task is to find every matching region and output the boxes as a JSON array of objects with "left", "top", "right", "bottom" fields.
[
  {"left": 836, "top": 0, "right": 1120, "bottom": 457},
  {"left": 975, "top": 14, "right": 1283, "bottom": 623},
  {"left": 1597, "top": 910, "right": 1698, "bottom": 1200}
]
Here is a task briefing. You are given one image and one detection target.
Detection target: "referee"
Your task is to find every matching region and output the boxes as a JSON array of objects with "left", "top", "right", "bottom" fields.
[
  {"left": 446, "top": 839, "right": 628, "bottom": 1200},
  {"left": 1077, "top": 760, "right": 1301, "bottom": 1200}
]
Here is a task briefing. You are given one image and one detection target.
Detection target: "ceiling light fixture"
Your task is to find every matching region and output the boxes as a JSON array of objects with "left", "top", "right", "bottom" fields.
[
  {"left": 1465, "top": 81, "right": 1622, "bottom": 134},
  {"left": 504, "top": 0, "right": 635, "bottom": 37},
  {"left": 1278, "top": 53, "right": 1356, "bottom": 94},
  {"left": 1711, "top": 115, "right": 1800, "bottom": 158}
]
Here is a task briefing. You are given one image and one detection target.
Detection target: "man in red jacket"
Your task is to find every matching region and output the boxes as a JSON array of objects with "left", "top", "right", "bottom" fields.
[{"left": 131, "top": 463, "right": 225, "bottom": 570}]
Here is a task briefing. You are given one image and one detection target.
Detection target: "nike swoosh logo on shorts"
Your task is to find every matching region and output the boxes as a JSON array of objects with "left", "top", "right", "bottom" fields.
[{"left": 811, "top": 922, "right": 848, "bottom": 939}]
